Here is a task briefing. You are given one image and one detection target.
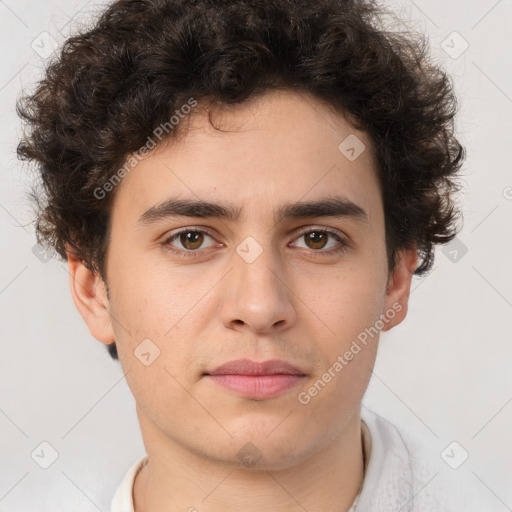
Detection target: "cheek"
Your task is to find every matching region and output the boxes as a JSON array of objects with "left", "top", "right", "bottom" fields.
[
  {"left": 108, "top": 258, "right": 217, "bottom": 389},
  {"left": 309, "top": 262, "right": 387, "bottom": 335},
  {"left": 300, "top": 276, "right": 383, "bottom": 414},
  {"left": 304, "top": 262, "right": 386, "bottom": 386},
  {"left": 109, "top": 257, "right": 199, "bottom": 335},
  {"left": 108, "top": 273, "right": 202, "bottom": 424}
]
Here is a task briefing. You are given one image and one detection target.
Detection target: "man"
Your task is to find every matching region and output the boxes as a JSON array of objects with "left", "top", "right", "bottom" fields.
[{"left": 17, "top": 0, "right": 485, "bottom": 510}]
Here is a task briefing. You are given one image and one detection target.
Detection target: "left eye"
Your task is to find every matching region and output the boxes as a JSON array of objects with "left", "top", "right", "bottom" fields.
[{"left": 292, "top": 229, "right": 344, "bottom": 251}]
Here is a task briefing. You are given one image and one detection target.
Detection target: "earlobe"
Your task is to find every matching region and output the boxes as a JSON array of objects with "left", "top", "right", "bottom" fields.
[
  {"left": 381, "top": 248, "right": 418, "bottom": 332},
  {"left": 66, "top": 249, "right": 114, "bottom": 345}
]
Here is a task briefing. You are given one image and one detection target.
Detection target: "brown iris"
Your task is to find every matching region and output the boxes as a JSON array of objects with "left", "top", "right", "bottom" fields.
[
  {"left": 304, "top": 231, "right": 328, "bottom": 250},
  {"left": 180, "top": 231, "right": 204, "bottom": 250}
]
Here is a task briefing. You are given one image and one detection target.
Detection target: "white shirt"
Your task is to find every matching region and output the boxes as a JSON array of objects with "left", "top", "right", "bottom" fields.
[{"left": 111, "top": 406, "right": 489, "bottom": 511}]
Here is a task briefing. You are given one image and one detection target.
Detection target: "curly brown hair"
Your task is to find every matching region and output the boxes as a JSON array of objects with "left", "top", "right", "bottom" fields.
[{"left": 17, "top": 0, "right": 465, "bottom": 359}]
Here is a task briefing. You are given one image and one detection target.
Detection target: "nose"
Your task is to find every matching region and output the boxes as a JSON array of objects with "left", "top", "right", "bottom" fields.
[{"left": 219, "top": 243, "right": 297, "bottom": 335}]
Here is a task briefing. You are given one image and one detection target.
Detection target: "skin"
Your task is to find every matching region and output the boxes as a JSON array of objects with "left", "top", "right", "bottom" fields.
[{"left": 67, "top": 89, "right": 417, "bottom": 512}]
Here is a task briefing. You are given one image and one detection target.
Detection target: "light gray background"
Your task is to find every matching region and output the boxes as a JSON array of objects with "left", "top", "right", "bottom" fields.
[{"left": 1, "top": 0, "right": 511, "bottom": 510}]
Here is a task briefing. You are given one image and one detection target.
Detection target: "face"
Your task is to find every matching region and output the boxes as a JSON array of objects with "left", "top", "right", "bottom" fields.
[{"left": 70, "top": 89, "right": 416, "bottom": 470}]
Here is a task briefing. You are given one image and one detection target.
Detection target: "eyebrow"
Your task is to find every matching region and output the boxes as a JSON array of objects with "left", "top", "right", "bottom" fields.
[{"left": 137, "top": 196, "right": 369, "bottom": 226}]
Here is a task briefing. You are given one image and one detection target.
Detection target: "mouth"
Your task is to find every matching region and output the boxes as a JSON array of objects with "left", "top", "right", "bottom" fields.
[{"left": 204, "top": 359, "right": 307, "bottom": 400}]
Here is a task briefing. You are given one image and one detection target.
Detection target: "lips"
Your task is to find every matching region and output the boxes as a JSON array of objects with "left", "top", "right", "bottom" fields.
[
  {"left": 204, "top": 359, "right": 306, "bottom": 399},
  {"left": 205, "top": 358, "right": 306, "bottom": 376}
]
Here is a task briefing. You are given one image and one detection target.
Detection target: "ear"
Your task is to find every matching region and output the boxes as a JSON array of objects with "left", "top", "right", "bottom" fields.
[
  {"left": 65, "top": 247, "right": 114, "bottom": 345},
  {"left": 381, "top": 248, "right": 418, "bottom": 332}
]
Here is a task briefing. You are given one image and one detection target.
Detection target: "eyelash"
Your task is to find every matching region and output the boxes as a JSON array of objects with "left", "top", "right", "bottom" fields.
[{"left": 162, "top": 227, "right": 349, "bottom": 259}]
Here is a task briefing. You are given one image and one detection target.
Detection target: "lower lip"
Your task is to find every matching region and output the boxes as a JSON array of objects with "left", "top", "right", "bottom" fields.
[{"left": 206, "top": 374, "right": 305, "bottom": 399}]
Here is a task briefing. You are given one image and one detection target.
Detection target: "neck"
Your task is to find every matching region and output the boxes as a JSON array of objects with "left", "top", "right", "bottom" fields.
[{"left": 133, "top": 407, "right": 365, "bottom": 512}]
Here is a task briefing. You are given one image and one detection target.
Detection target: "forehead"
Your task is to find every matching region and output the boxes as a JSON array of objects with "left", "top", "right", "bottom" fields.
[{"left": 111, "top": 90, "right": 381, "bottom": 227}]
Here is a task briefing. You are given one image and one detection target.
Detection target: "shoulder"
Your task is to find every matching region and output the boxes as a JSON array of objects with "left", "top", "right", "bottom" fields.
[
  {"left": 110, "top": 454, "right": 147, "bottom": 512},
  {"left": 357, "top": 406, "right": 491, "bottom": 511}
]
